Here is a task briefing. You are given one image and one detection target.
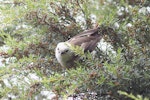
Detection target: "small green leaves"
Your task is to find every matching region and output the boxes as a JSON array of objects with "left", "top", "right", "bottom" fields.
[
  {"left": 67, "top": 43, "right": 85, "bottom": 57},
  {"left": 118, "top": 91, "right": 149, "bottom": 100}
]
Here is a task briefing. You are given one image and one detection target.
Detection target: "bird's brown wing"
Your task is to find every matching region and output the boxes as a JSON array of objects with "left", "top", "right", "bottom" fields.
[{"left": 67, "top": 27, "right": 103, "bottom": 52}]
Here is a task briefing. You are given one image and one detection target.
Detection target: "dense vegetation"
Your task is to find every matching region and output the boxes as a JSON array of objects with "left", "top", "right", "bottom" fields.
[{"left": 0, "top": 0, "right": 150, "bottom": 99}]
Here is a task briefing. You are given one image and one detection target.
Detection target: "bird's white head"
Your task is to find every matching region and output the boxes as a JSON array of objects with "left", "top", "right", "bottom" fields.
[{"left": 55, "top": 42, "right": 74, "bottom": 67}]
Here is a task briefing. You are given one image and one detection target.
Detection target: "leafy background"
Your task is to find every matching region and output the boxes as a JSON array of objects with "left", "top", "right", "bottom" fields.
[{"left": 0, "top": 0, "right": 150, "bottom": 100}]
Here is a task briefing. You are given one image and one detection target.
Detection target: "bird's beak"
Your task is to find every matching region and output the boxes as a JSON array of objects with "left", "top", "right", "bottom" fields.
[{"left": 61, "top": 52, "right": 64, "bottom": 55}]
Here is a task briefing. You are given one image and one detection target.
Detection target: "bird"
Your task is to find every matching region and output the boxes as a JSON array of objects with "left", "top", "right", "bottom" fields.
[{"left": 55, "top": 27, "right": 103, "bottom": 68}]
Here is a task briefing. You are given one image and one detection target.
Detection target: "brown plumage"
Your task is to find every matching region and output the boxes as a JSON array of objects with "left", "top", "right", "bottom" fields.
[{"left": 68, "top": 27, "right": 102, "bottom": 52}]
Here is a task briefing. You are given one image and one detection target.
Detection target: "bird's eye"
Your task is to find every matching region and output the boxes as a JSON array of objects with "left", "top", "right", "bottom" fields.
[
  {"left": 57, "top": 48, "right": 59, "bottom": 50},
  {"left": 65, "top": 50, "right": 69, "bottom": 52}
]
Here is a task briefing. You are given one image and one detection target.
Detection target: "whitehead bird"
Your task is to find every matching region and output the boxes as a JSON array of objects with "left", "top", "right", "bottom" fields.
[{"left": 55, "top": 27, "right": 103, "bottom": 68}]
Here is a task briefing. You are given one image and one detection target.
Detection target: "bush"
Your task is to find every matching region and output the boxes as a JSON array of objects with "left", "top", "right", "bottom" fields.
[{"left": 0, "top": 0, "right": 149, "bottom": 99}]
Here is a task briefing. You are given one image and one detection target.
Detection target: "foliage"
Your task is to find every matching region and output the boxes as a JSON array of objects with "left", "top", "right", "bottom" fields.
[
  {"left": 118, "top": 91, "right": 149, "bottom": 100},
  {"left": 0, "top": 0, "right": 150, "bottom": 99}
]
